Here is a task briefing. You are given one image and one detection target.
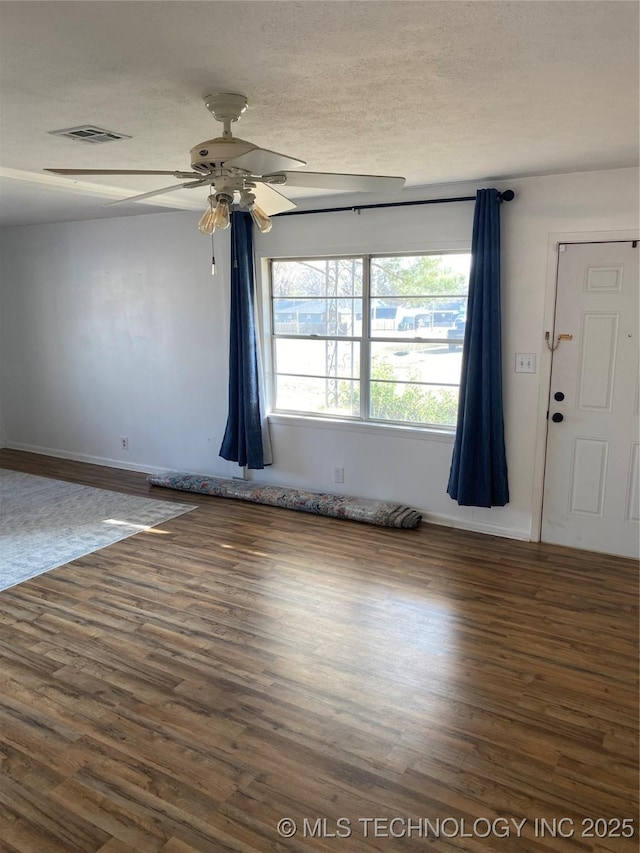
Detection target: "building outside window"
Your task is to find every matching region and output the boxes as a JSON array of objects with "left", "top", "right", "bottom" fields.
[{"left": 268, "top": 253, "right": 471, "bottom": 429}]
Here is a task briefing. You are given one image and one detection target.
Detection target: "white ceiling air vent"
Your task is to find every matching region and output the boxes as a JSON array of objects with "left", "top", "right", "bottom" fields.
[{"left": 49, "top": 126, "right": 131, "bottom": 144}]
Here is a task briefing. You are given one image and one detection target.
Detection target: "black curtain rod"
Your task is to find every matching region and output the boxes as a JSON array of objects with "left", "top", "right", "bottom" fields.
[
  {"left": 558, "top": 239, "right": 638, "bottom": 246},
  {"left": 274, "top": 189, "right": 515, "bottom": 218}
]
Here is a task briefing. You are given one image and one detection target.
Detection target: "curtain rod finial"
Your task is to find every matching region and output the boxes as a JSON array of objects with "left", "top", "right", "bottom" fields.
[{"left": 499, "top": 190, "right": 515, "bottom": 202}]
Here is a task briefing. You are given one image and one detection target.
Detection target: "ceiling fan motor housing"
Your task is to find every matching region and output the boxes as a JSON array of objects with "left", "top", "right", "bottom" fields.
[{"left": 190, "top": 137, "right": 256, "bottom": 174}]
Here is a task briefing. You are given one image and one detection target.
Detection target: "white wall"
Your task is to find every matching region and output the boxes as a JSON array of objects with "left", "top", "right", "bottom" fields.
[
  {"left": 0, "top": 212, "right": 239, "bottom": 476},
  {"left": 0, "top": 167, "right": 637, "bottom": 540}
]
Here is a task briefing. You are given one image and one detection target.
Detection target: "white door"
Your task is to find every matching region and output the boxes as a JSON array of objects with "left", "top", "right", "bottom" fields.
[{"left": 542, "top": 240, "right": 639, "bottom": 559}]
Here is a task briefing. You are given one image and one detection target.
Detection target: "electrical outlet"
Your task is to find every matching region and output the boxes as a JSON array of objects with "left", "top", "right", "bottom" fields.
[
  {"left": 120, "top": 436, "right": 129, "bottom": 450},
  {"left": 334, "top": 467, "right": 344, "bottom": 484},
  {"left": 515, "top": 353, "right": 536, "bottom": 374}
]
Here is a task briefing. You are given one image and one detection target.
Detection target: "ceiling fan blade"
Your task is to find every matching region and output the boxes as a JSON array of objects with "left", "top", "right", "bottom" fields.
[
  {"left": 45, "top": 168, "right": 199, "bottom": 178},
  {"left": 224, "top": 147, "right": 306, "bottom": 175},
  {"left": 104, "top": 180, "right": 207, "bottom": 206},
  {"left": 250, "top": 182, "right": 297, "bottom": 216},
  {"left": 265, "top": 171, "right": 406, "bottom": 193}
]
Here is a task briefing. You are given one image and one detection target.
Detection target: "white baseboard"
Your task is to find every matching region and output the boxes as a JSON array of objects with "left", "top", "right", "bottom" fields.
[
  {"left": 418, "top": 509, "right": 531, "bottom": 541},
  {"left": 2, "top": 441, "right": 242, "bottom": 480},
  {"left": 3, "top": 441, "right": 167, "bottom": 475}
]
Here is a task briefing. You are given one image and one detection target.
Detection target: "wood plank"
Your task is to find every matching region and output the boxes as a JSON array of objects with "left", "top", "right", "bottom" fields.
[{"left": 0, "top": 448, "right": 637, "bottom": 852}]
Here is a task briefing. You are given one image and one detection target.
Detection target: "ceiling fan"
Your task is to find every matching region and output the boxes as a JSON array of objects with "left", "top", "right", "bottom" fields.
[{"left": 45, "top": 93, "right": 406, "bottom": 233}]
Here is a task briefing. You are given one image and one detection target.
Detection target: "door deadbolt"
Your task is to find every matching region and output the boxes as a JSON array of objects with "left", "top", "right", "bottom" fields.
[{"left": 554, "top": 391, "right": 565, "bottom": 401}]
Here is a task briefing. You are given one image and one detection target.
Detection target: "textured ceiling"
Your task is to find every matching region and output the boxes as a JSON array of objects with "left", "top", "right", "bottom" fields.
[{"left": 0, "top": 0, "right": 638, "bottom": 227}]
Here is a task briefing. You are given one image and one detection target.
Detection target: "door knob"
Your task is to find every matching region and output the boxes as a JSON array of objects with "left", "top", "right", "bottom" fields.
[{"left": 551, "top": 412, "right": 564, "bottom": 423}]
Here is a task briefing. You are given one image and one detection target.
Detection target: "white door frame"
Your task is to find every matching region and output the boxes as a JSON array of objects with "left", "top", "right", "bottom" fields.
[{"left": 530, "top": 227, "right": 639, "bottom": 543}]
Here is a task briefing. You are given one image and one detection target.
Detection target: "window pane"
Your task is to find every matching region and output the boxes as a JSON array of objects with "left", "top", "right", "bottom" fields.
[
  {"left": 272, "top": 258, "right": 363, "bottom": 297},
  {"left": 370, "top": 254, "right": 470, "bottom": 297},
  {"left": 371, "top": 342, "right": 463, "bottom": 386},
  {"left": 370, "top": 297, "right": 467, "bottom": 337},
  {"left": 275, "top": 339, "right": 360, "bottom": 379},
  {"left": 273, "top": 298, "right": 361, "bottom": 336},
  {"left": 370, "top": 382, "right": 459, "bottom": 426},
  {"left": 276, "top": 376, "right": 360, "bottom": 417},
  {"left": 369, "top": 340, "right": 462, "bottom": 426}
]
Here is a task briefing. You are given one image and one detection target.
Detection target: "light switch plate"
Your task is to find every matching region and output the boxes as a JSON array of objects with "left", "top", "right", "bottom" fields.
[{"left": 515, "top": 353, "right": 537, "bottom": 373}]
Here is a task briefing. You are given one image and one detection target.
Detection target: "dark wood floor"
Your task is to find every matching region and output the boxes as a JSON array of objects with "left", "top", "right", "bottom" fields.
[{"left": 0, "top": 449, "right": 637, "bottom": 853}]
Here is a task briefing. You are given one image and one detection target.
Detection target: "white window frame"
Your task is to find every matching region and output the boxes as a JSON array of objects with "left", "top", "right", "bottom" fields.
[{"left": 264, "top": 250, "right": 471, "bottom": 432}]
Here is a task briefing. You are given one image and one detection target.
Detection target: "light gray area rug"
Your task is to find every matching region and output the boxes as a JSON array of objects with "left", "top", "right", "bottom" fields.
[{"left": 0, "top": 468, "right": 195, "bottom": 591}]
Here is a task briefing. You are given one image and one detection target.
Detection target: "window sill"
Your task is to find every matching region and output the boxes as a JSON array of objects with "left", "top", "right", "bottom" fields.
[{"left": 267, "top": 412, "right": 456, "bottom": 444}]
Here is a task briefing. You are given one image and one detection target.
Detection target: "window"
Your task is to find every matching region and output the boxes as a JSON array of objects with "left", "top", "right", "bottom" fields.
[{"left": 268, "top": 253, "right": 471, "bottom": 428}]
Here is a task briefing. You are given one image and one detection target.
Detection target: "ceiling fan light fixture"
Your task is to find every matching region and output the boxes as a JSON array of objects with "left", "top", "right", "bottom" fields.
[
  {"left": 212, "top": 193, "right": 232, "bottom": 230},
  {"left": 249, "top": 204, "right": 273, "bottom": 234},
  {"left": 198, "top": 195, "right": 217, "bottom": 235},
  {"left": 239, "top": 189, "right": 273, "bottom": 233}
]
